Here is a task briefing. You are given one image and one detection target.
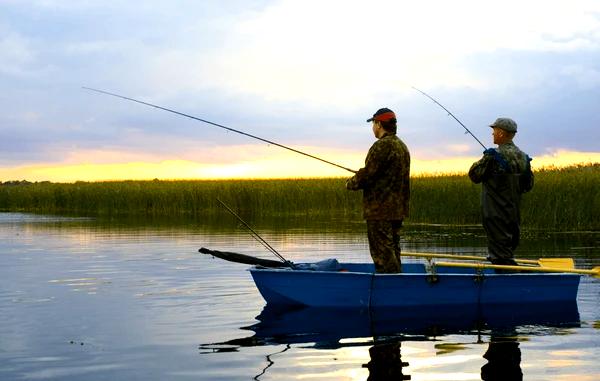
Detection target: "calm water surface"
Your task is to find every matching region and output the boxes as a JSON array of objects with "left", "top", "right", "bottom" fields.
[{"left": 0, "top": 212, "right": 598, "bottom": 380}]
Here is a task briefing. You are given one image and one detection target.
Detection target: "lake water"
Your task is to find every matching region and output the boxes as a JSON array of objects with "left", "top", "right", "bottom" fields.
[{"left": 0, "top": 212, "right": 598, "bottom": 380}]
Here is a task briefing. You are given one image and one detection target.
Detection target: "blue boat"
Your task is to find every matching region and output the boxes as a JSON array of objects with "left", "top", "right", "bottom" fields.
[{"left": 249, "top": 261, "right": 581, "bottom": 308}]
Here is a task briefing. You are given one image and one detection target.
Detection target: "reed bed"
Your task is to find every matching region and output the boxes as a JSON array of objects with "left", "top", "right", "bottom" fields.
[{"left": 0, "top": 164, "right": 598, "bottom": 230}]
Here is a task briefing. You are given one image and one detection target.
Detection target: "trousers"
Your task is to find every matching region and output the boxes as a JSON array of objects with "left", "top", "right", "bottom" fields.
[{"left": 366, "top": 219, "right": 403, "bottom": 273}]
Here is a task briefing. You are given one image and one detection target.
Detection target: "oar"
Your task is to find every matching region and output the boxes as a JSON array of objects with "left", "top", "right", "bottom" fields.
[
  {"left": 198, "top": 247, "right": 291, "bottom": 268},
  {"left": 402, "top": 252, "right": 575, "bottom": 269},
  {"left": 432, "top": 261, "right": 600, "bottom": 278}
]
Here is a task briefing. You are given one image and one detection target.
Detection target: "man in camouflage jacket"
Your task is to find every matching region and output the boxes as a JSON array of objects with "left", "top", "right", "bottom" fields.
[
  {"left": 347, "top": 108, "right": 411, "bottom": 273},
  {"left": 469, "top": 117, "right": 534, "bottom": 266}
]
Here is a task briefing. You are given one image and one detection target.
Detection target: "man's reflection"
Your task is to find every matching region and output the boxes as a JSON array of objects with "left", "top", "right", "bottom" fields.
[
  {"left": 363, "top": 339, "right": 410, "bottom": 380},
  {"left": 481, "top": 334, "right": 522, "bottom": 381}
]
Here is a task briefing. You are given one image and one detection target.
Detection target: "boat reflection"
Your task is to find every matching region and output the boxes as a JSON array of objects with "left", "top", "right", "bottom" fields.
[
  {"left": 200, "top": 301, "right": 579, "bottom": 380},
  {"left": 242, "top": 301, "right": 580, "bottom": 346}
]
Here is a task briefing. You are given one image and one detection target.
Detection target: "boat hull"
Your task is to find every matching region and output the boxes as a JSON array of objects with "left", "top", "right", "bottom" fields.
[{"left": 249, "top": 263, "right": 580, "bottom": 307}]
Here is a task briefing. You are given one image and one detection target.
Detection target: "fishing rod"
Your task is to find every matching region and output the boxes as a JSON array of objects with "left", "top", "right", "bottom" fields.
[
  {"left": 216, "top": 198, "right": 294, "bottom": 267},
  {"left": 411, "top": 86, "right": 487, "bottom": 149},
  {"left": 82, "top": 87, "right": 356, "bottom": 173}
]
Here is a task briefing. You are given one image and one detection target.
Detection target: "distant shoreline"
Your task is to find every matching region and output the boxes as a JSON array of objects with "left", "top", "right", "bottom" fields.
[{"left": 0, "top": 164, "right": 598, "bottom": 231}]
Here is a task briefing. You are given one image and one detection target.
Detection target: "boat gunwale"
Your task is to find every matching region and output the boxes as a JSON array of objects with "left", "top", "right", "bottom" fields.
[{"left": 248, "top": 265, "right": 582, "bottom": 277}]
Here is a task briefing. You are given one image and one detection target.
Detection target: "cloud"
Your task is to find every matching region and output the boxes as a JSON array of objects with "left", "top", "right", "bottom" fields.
[
  {"left": 0, "top": 1, "right": 598, "bottom": 177},
  {"left": 201, "top": 0, "right": 600, "bottom": 105},
  {"left": 0, "top": 31, "right": 36, "bottom": 76},
  {"left": 560, "top": 64, "right": 600, "bottom": 89}
]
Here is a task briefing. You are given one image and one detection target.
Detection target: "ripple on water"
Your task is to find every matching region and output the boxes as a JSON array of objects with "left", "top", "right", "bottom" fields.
[{"left": 1, "top": 212, "right": 599, "bottom": 381}]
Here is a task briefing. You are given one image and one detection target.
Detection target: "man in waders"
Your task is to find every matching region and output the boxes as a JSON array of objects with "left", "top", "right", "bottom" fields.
[
  {"left": 346, "top": 108, "right": 411, "bottom": 273},
  {"left": 469, "top": 117, "right": 534, "bottom": 266}
]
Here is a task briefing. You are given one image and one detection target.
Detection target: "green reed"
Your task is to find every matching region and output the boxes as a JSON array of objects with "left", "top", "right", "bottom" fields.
[
  {"left": 0, "top": 179, "right": 360, "bottom": 217},
  {"left": 0, "top": 164, "right": 598, "bottom": 230},
  {"left": 521, "top": 164, "right": 599, "bottom": 230}
]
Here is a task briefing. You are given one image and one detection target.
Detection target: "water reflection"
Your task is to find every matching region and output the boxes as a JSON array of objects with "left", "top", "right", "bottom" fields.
[
  {"left": 363, "top": 339, "right": 409, "bottom": 380},
  {"left": 2, "top": 212, "right": 599, "bottom": 380},
  {"left": 3, "top": 212, "right": 599, "bottom": 265},
  {"left": 201, "top": 302, "right": 579, "bottom": 380},
  {"left": 253, "top": 345, "right": 291, "bottom": 381},
  {"left": 481, "top": 333, "right": 522, "bottom": 381}
]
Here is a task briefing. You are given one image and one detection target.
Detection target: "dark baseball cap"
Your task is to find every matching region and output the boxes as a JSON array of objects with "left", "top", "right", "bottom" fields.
[{"left": 366, "top": 107, "right": 396, "bottom": 123}]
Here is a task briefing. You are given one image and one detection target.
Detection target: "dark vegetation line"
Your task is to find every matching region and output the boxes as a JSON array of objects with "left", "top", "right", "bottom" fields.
[{"left": 0, "top": 164, "right": 598, "bottom": 231}]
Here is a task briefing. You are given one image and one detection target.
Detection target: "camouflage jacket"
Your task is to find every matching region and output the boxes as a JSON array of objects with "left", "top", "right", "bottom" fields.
[
  {"left": 346, "top": 133, "right": 410, "bottom": 220},
  {"left": 469, "top": 142, "right": 533, "bottom": 193},
  {"left": 469, "top": 142, "right": 534, "bottom": 226}
]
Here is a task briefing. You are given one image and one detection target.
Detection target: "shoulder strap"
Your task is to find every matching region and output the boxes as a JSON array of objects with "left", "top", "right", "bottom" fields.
[
  {"left": 519, "top": 155, "right": 534, "bottom": 193},
  {"left": 488, "top": 148, "right": 510, "bottom": 172}
]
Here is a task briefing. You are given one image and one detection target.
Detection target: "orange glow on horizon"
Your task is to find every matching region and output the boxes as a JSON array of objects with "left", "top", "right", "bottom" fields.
[{"left": 0, "top": 149, "right": 598, "bottom": 183}]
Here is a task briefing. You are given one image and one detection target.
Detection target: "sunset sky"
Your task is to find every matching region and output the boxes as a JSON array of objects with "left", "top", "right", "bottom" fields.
[{"left": 1, "top": 1, "right": 599, "bottom": 182}]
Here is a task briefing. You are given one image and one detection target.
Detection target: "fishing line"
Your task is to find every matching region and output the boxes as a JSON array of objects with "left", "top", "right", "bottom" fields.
[
  {"left": 216, "top": 198, "right": 293, "bottom": 267},
  {"left": 82, "top": 87, "right": 356, "bottom": 173}
]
